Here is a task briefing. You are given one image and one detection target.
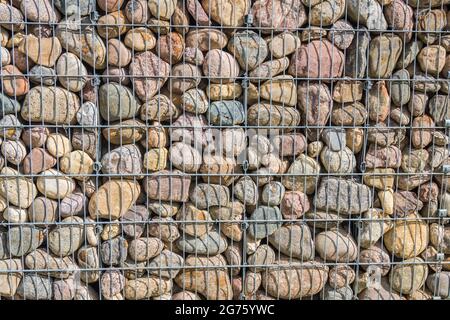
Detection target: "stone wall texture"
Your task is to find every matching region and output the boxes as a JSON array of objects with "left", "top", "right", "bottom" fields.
[{"left": 0, "top": 0, "right": 449, "bottom": 300}]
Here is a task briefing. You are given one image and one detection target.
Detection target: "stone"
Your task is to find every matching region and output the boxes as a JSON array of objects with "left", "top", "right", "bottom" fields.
[
  {"left": 314, "top": 178, "right": 372, "bottom": 214},
  {"left": 203, "top": 49, "right": 240, "bottom": 83},
  {"left": 129, "top": 50, "right": 170, "bottom": 100},
  {"left": 208, "top": 100, "right": 245, "bottom": 126},
  {"left": 56, "top": 16, "right": 107, "bottom": 69},
  {"left": 247, "top": 103, "right": 300, "bottom": 128},
  {"left": 107, "top": 39, "right": 132, "bottom": 68},
  {"left": 22, "top": 86, "right": 80, "bottom": 124},
  {"left": 0, "top": 92, "right": 20, "bottom": 115},
  {"left": 429, "top": 95, "right": 450, "bottom": 125},
  {"left": 185, "top": 29, "right": 228, "bottom": 51},
  {"left": 366, "top": 145, "right": 402, "bottom": 169},
  {"left": 411, "top": 115, "right": 434, "bottom": 149},
  {"left": 426, "top": 272, "right": 450, "bottom": 299},
  {"left": 125, "top": 0, "right": 148, "bottom": 23},
  {"left": 60, "top": 150, "right": 94, "bottom": 181},
  {"left": 176, "top": 203, "right": 213, "bottom": 237},
  {"left": 384, "top": 0, "right": 413, "bottom": 41},
  {"left": 345, "top": 27, "right": 370, "bottom": 78},
  {"left": 101, "top": 144, "right": 142, "bottom": 177},
  {"left": 76, "top": 102, "right": 98, "bottom": 130},
  {"left": 321, "top": 285, "right": 353, "bottom": 300},
  {"left": 169, "top": 63, "right": 202, "bottom": 94},
  {"left": 124, "top": 276, "right": 172, "bottom": 300},
  {"left": 17, "top": 274, "right": 52, "bottom": 300},
  {"left": 175, "top": 255, "right": 232, "bottom": 300},
  {"left": 140, "top": 94, "right": 179, "bottom": 122},
  {"left": 390, "top": 257, "right": 428, "bottom": 295},
  {"left": 148, "top": 0, "right": 176, "bottom": 20},
  {"left": 48, "top": 216, "right": 84, "bottom": 256},
  {"left": 2, "top": 65, "right": 29, "bottom": 97},
  {"left": 363, "top": 168, "right": 395, "bottom": 189},
  {"left": 36, "top": 169, "right": 76, "bottom": 200},
  {"left": 328, "top": 20, "right": 354, "bottom": 50},
  {"left": 144, "top": 170, "right": 191, "bottom": 202},
  {"left": 59, "top": 190, "right": 87, "bottom": 218},
  {"left": 248, "top": 206, "right": 282, "bottom": 240},
  {"left": 332, "top": 79, "right": 363, "bottom": 103},
  {"left": 331, "top": 102, "right": 367, "bottom": 126},
  {"left": 25, "top": 249, "right": 76, "bottom": 279},
  {"left": 183, "top": 47, "right": 204, "bottom": 65},
  {"left": 417, "top": 9, "right": 446, "bottom": 44},
  {"left": 189, "top": 183, "right": 229, "bottom": 209},
  {"left": 269, "top": 223, "right": 314, "bottom": 260},
  {"left": 27, "top": 197, "right": 57, "bottom": 223},
  {"left": 289, "top": 40, "right": 344, "bottom": 79},
  {"left": 156, "top": 32, "right": 184, "bottom": 64},
  {"left": 390, "top": 69, "right": 411, "bottom": 107},
  {"left": 143, "top": 148, "right": 168, "bottom": 172},
  {"left": 101, "top": 236, "right": 128, "bottom": 266},
  {"left": 418, "top": 45, "right": 446, "bottom": 76},
  {"left": 328, "top": 265, "right": 355, "bottom": 288},
  {"left": 72, "top": 129, "right": 98, "bottom": 160},
  {"left": 249, "top": 57, "right": 290, "bottom": 81},
  {"left": 98, "top": 83, "right": 140, "bottom": 122},
  {"left": 262, "top": 259, "right": 328, "bottom": 299},
  {"left": 54, "top": 0, "right": 94, "bottom": 15},
  {"left": 0, "top": 167, "right": 37, "bottom": 208},
  {"left": 282, "top": 154, "right": 320, "bottom": 194},
  {"left": 309, "top": 0, "right": 345, "bottom": 26},
  {"left": 89, "top": 180, "right": 141, "bottom": 220},
  {"left": 97, "top": 11, "right": 129, "bottom": 38},
  {"left": 128, "top": 237, "right": 164, "bottom": 262},
  {"left": 56, "top": 52, "right": 87, "bottom": 92},
  {"left": 29, "top": 65, "right": 56, "bottom": 86},
  {"left": 227, "top": 30, "right": 267, "bottom": 70},
  {"left": 18, "top": 35, "right": 61, "bottom": 67},
  {"left": 7, "top": 226, "right": 44, "bottom": 257},
  {"left": 315, "top": 229, "right": 358, "bottom": 262},
  {"left": 251, "top": 0, "right": 307, "bottom": 33},
  {"left": 148, "top": 250, "right": 184, "bottom": 279},
  {"left": 1, "top": 140, "right": 26, "bottom": 165},
  {"left": 177, "top": 230, "right": 228, "bottom": 255},
  {"left": 3, "top": 207, "right": 27, "bottom": 223},
  {"left": 202, "top": 0, "right": 249, "bottom": 27},
  {"left": 124, "top": 28, "right": 156, "bottom": 51},
  {"left": 247, "top": 244, "right": 275, "bottom": 272},
  {"left": 320, "top": 146, "right": 356, "bottom": 174},
  {"left": 0, "top": 3, "right": 24, "bottom": 31},
  {"left": 368, "top": 34, "right": 402, "bottom": 78},
  {"left": 181, "top": 88, "right": 208, "bottom": 114},
  {"left": 368, "top": 81, "right": 390, "bottom": 122},
  {"left": 259, "top": 75, "right": 296, "bottom": 106},
  {"left": 261, "top": 181, "right": 285, "bottom": 206},
  {"left": 347, "top": 0, "right": 387, "bottom": 30},
  {"left": 359, "top": 245, "right": 391, "bottom": 276},
  {"left": 396, "top": 41, "right": 423, "bottom": 69},
  {"left": 102, "top": 119, "right": 146, "bottom": 145},
  {"left": 384, "top": 214, "right": 429, "bottom": 259}
]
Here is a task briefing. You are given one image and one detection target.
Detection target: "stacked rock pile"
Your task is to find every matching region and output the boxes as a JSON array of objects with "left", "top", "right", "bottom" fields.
[{"left": 0, "top": 0, "right": 449, "bottom": 300}]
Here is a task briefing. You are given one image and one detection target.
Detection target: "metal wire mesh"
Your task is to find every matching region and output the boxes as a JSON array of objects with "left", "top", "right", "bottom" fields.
[{"left": 0, "top": 0, "right": 449, "bottom": 301}]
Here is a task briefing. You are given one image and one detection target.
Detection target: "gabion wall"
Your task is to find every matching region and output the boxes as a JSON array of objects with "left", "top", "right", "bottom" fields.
[{"left": 0, "top": 0, "right": 449, "bottom": 301}]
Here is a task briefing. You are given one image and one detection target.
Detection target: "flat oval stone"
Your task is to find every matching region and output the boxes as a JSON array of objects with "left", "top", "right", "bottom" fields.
[
  {"left": 56, "top": 52, "right": 87, "bottom": 92},
  {"left": 189, "top": 183, "right": 230, "bottom": 209},
  {"left": 89, "top": 180, "right": 141, "bottom": 220},
  {"left": 176, "top": 230, "right": 228, "bottom": 255},
  {"left": 36, "top": 169, "right": 76, "bottom": 200},
  {"left": 0, "top": 167, "right": 37, "bottom": 208},
  {"left": 203, "top": 49, "right": 240, "bottom": 83},
  {"left": 251, "top": 0, "right": 307, "bottom": 33},
  {"left": 128, "top": 237, "right": 164, "bottom": 262},
  {"left": 22, "top": 86, "right": 80, "bottom": 124},
  {"left": 315, "top": 229, "right": 358, "bottom": 262},
  {"left": 17, "top": 274, "right": 52, "bottom": 300}
]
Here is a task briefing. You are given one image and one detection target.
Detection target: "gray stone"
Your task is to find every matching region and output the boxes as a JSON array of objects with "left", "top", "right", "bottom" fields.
[
  {"left": 390, "top": 69, "right": 411, "bottom": 107},
  {"left": 248, "top": 206, "right": 282, "bottom": 240},
  {"left": 429, "top": 95, "right": 449, "bottom": 125},
  {"left": 208, "top": 100, "right": 245, "bottom": 126},
  {"left": 227, "top": 30, "right": 268, "bottom": 70},
  {"left": 76, "top": 101, "right": 98, "bottom": 131},
  {"left": 29, "top": 65, "right": 56, "bottom": 86},
  {"left": 321, "top": 284, "right": 353, "bottom": 300},
  {"left": 98, "top": 83, "right": 140, "bottom": 122},
  {"left": 189, "top": 183, "right": 230, "bottom": 209},
  {"left": 347, "top": 0, "right": 387, "bottom": 30},
  {"left": 101, "top": 144, "right": 142, "bottom": 177},
  {"left": 345, "top": 27, "right": 370, "bottom": 78},
  {"left": 426, "top": 272, "right": 450, "bottom": 299},
  {"left": 269, "top": 223, "right": 314, "bottom": 260},
  {"left": 234, "top": 176, "right": 258, "bottom": 206},
  {"left": 54, "top": 0, "right": 95, "bottom": 16},
  {"left": 17, "top": 274, "right": 53, "bottom": 300},
  {"left": 321, "top": 128, "right": 346, "bottom": 151},
  {"left": 314, "top": 178, "right": 372, "bottom": 214},
  {"left": 148, "top": 249, "right": 184, "bottom": 279},
  {"left": 176, "top": 230, "right": 228, "bottom": 255},
  {"left": 7, "top": 226, "right": 44, "bottom": 257},
  {"left": 101, "top": 236, "right": 128, "bottom": 266},
  {"left": 261, "top": 181, "right": 285, "bottom": 206},
  {"left": 0, "top": 92, "right": 20, "bottom": 115}
]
